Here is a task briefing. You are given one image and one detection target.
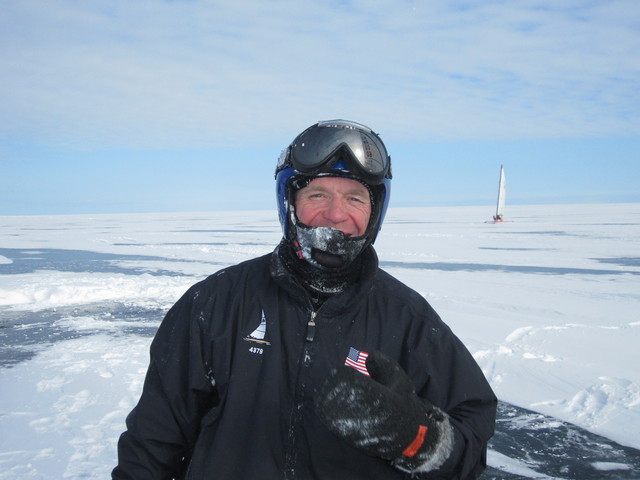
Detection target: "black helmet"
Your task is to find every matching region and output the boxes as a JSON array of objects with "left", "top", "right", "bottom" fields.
[{"left": 275, "top": 120, "right": 392, "bottom": 269}]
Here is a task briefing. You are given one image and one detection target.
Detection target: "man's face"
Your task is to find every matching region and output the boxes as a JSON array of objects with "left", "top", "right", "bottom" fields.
[{"left": 294, "top": 177, "right": 372, "bottom": 237}]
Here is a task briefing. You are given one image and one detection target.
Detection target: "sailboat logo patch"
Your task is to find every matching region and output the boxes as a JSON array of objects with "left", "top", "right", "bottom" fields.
[{"left": 243, "top": 310, "right": 271, "bottom": 346}]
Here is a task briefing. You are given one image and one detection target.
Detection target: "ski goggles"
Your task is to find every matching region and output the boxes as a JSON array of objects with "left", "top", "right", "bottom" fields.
[{"left": 276, "top": 120, "right": 392, "bottom": 185}]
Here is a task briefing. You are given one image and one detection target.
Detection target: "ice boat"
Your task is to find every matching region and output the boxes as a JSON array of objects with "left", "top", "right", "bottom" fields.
[{"left": 492, "top": 165, "right": 506, "bottom": 223}]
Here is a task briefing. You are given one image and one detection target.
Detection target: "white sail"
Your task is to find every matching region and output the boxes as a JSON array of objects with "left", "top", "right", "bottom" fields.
[
  {"left": 494, "top": 165, "right": 506, "bottom": 222},
  {"left": 248, "top": 312, "right": 267, "bottom": 340},
  {"left": 243, "top": 310, "right": 271, "bottom": 345}
]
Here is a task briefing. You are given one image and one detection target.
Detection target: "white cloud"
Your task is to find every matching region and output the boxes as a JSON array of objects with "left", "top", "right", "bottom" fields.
[{"left": 1, "top": 0, "right": 639, "bottom": 150}]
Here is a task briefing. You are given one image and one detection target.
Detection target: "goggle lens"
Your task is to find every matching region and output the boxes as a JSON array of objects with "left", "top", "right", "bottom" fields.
[{"left": 278, "top": 120, "right": 391, "bottom": 184}]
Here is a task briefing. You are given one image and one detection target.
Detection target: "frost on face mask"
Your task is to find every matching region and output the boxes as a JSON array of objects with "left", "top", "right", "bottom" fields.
[{"left": 295, "top": 222, "right": 367, "bottom": 269}]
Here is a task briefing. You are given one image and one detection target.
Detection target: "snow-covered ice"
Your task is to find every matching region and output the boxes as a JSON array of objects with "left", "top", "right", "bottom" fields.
[{"left": 0, "top": 204, "right": 638, "bottom": 479}]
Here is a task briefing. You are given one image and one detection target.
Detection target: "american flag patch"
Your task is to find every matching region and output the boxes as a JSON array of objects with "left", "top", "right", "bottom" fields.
[{"left": 345, "top": 347, "right": 370, "bottom": 376}]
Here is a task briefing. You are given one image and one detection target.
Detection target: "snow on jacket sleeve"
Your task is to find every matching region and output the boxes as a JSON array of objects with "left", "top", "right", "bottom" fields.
[
  {"left": 371, "top": 272, "right": 496, "bottom": 480},
  {"left": 409, "top": 311, "right": 497, "bottom": 480},
  {"left": 112, "top": 282, "right": 217, "bottom": 480}
]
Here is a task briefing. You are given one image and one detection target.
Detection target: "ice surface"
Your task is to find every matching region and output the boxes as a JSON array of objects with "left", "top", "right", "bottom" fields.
[
  {"left": 592, "top": 461, "right": 633, "bottom": 471},
  {"left": 0, "top": 204, "right": 639, "bottom": 478}
]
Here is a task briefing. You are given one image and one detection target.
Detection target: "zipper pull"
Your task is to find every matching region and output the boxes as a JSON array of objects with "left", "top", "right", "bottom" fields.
[{"left": 305, "top": 311, "right": 317, "bottom": 342}]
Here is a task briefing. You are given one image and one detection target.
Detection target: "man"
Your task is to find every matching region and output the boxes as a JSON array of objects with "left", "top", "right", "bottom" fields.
[{"left": 113, "top": 120, "right": 496, "bottom": 479}]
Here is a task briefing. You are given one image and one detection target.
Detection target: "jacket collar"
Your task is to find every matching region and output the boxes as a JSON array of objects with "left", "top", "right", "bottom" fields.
[{"left": 270, "top": 239, "right": 379, "bottom": 316}]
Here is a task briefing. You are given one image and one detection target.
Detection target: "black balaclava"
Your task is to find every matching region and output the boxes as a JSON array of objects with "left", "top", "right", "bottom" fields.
[{"left": 279, "top": 165, "right": 385, "bottom": 295}]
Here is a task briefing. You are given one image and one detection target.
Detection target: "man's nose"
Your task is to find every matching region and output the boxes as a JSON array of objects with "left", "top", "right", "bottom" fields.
[{"left": 323, "top": 196, "right": 349, "bottom": 224}]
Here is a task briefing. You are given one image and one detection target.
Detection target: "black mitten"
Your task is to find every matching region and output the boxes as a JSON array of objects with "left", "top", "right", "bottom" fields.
[{"left": 315, "top": 350, "right": 454, "bottom": 473}]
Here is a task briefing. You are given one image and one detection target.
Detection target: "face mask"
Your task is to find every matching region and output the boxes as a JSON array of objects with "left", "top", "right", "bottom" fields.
[{"left": 294, "top": 222, "right": 368, "bottom": 270}]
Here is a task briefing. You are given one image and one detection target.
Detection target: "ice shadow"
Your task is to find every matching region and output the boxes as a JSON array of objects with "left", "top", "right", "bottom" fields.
[
  {"left": 172, "top": 229, "right": 273, "bottom": 233},
  {"left": 113, "top": 242, "right": 228, "bottom": 246},
  {"left": 379, "top": 260, "right": 640, "bottom": 276},
  {"left": 114, "top": 241, "right": 271, "bottom": 247},
  {"left": 492, "top": 230, "right": 579, "bottom": 237},
  {"left": 594, "top": 257, "right": 640, "bottom": 268},
  {"left": 0, "top": 303, "right": 164, "bottom": 368},
  {"left": 479, "top": 247, "right": 557, "bottom": 252},
  {"left": 0, "top": 248, "right": 225, "bottom": 276},
  {"left": 480, "top": 402, "right": 640, "bottom": 479}
]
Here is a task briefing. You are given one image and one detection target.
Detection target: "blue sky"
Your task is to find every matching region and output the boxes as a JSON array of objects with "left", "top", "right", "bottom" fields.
[{"left": 2, "top": 0, "right": 639, "bottom": 216}]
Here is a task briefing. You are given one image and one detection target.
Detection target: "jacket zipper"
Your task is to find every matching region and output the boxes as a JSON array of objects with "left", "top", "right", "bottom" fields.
[
  {"left": 284, "top": 308, "right": 318, "bottom": 479},
  {"left": 305, "top": 310, "right": 317, "bottom": 342}
]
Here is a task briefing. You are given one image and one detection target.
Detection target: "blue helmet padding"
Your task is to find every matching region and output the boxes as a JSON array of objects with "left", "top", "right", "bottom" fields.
[{"left": 275, "top": 166, "right": 295, "bottom": 236}]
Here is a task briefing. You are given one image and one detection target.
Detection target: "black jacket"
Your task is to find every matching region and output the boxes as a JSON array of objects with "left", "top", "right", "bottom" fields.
[{"left": 113, "top": 247, "right": 496, "bottom": 479}]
